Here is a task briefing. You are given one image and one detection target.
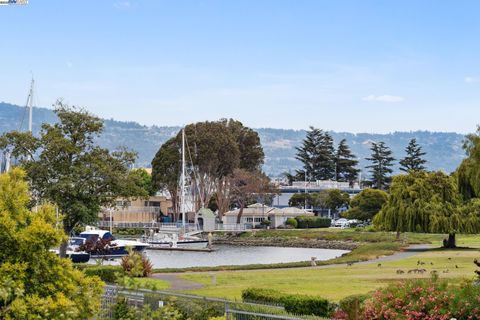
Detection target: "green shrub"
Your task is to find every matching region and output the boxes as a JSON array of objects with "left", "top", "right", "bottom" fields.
[
  {"left": 83, "top": 265, "right": 123, "bottom": 283},
  {"left": 337, "top": 294, "right": 368, "bottom": 319},
  {"left": 241, "top": 288, "right": 332, "bottom": 317},
  {"left": 285, "top": 218, "right": 298, "bottom": 228},
  {"left": 295, "top": 216, "right": 331, "bottom": 228}
]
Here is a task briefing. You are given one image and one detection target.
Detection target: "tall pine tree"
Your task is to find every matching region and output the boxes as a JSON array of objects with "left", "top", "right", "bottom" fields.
[
  {"left": 399, "top": 138, "right": 427, "bottom": 172},
  {"left": 335, "top": 139, "right": 359, "bottom": 183},
  {"left": 295, "top": 127, "right": 336, "bottom": 181},
  {"left": 295, "top": 126, "right": 321, "bottom": 181},
  {"left": 366, "top": 141, "right": 395, "bottom": 190},
  {"left": 316, "top": 131, "right": 336, "bottom": 180}
]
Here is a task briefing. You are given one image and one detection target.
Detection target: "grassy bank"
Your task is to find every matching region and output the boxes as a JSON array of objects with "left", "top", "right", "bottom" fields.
[{"left": 178, "top": 247, "right": 480, "bottom": 302}]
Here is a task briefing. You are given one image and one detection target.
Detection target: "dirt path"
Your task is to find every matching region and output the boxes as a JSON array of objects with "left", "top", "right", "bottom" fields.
[{"left": 151, "top": 244, "right": 431, "bottom": 291}]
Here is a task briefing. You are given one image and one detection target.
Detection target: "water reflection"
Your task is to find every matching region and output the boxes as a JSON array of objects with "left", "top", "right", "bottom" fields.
[{"left": 143, "top": 245, "right": 349, "bottom": 268}]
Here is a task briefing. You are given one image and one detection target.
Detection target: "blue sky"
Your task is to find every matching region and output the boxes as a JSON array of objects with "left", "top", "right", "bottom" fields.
[{"left": 1, "top": 0, "right": 480, "bottom": 133}]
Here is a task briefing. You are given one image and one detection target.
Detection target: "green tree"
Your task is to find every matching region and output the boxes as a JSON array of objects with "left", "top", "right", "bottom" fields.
[
  {"left": 316, "top": 131, "right": 336, "bottom": 180},
  {"left": 151, "top": 137, "right": 181, "bottom": 218},
  {"left": 295, "top": 127, "right": 335, "bottom": 181},
  {"left": 342, "top": 188, "right": 388, "bottom": 221},
  {"left": 310, "top": 190, "right": 330, "bottom": 210},
  {"left": 288, "top": 193, "right": 310, "bottom": 208},
  {"left": 366, "top": 141, "right": 395, "bottom": 190},
  {"left": 295, "top": 126, "right": 322, "bottom": 181},
  {"left": 325, "top": 189, "right": 350, "bottom": 212},
  {"left": 230, "top": 168, "right": 273, "bottom": 223},
  {"left": 335, "top": 139, "right": 359, "bottom": 184},
  {"left": 130, "top": 168, "right": 155, "bottom": 196},
  {"left": 399, "top": 138, "right": 427, "bottom": 172},
  {"left": 152, "top": 120, "right": 264, "bottom": 217},
  {"left": 374, "top": 171, "right": 470, "bottom": 247},
  {"left": 0, "top": 168, "right": 103, "bottom": 319},
  {"left": 0, "top": 102, "right": 148, "bottom": 256},
  {"left": 457, "top": 126, "right": 480, "bottom": 200}
]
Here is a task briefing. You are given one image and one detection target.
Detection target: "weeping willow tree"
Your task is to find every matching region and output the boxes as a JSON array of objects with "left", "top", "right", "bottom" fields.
[
  {"left": 374, "top": 171, "right": 477, "bottom": 248},
  {"left": 458, "top": 126, "right": 480, "bottom": 200}
]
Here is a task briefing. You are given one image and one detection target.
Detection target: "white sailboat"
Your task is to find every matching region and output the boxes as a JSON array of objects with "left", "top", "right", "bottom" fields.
[{"left": 146, "top": 128, "right": 208, "bottom": 248}]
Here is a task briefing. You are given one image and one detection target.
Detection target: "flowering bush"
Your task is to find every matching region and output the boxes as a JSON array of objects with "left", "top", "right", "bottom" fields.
[{"left": 361, "top": 278, "right": 480, "bottom": 320}]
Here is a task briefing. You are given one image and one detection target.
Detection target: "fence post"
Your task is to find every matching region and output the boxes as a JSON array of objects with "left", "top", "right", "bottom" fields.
[{"left": 225, "top": 302, "right": 230, "bottom": 320}]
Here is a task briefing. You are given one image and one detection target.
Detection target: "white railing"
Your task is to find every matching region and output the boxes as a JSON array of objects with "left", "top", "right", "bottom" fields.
[
  {"left": 215, "top": 223, "right": 253, "bottom": 231},
  {"left": 96, "top": 221, "right": 199, "bottom": 232},
  {"left": 103, "top": 206, "right": 162, "bottom": 214}
]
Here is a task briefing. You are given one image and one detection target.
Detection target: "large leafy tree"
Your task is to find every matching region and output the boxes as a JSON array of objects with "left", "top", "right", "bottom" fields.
[
  {"left": 366, "top": 141, "right": 395, "bottom": 190},
  {"left": 151, "top": 137, "right": 181, "bottom": 218},
  {"left": 374, "top": 171, "right": 473, "bottom": 247},
  {"left": 151, "top": 119, "right": 264, "bottom": 217},
  {"left": 230, "top": 168, "right": 274, "bottom": 223},
  {"left": 325, "top": 189, "right": 350, "bottom": 212},
  {"left": 0, "top": 168, "right": 103, "bottom": 319},
  {"left": 458, "top": 126, "right": 480, "bottom": 200},
  {"left": 0, "top": 102, "right": 148, "bottom": 255},
  {"left": 342, "top": 188, "right": 388, "bottom": 221},
  {"left": 399, "top": 138, "right": 427, "bottom": 172},
  {"left": 335, "top": 139, "right": 359, "bottom": 184}
]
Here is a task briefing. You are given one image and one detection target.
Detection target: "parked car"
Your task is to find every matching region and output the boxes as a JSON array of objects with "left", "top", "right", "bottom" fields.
[{"left": 333, "top": 218, "right": 350, "bottom": 228}]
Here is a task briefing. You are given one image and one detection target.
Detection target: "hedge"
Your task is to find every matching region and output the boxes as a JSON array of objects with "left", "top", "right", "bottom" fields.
[
  {"left": 285, "top": 217, "right": 298, "bottom": 228},
  {"left": 241, "top": 288, "right": 333, "bottom": 317},
  {"left": 295, "top": 216, "right": 331, "bottom": 229},
  {"left": 82, "top": 265, "right": 123, "bottom": 283}
]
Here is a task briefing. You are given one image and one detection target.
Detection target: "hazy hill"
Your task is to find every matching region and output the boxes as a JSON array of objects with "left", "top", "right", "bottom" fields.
[{"left": 0, "top": 102, "right": 466, "bottom": 177}]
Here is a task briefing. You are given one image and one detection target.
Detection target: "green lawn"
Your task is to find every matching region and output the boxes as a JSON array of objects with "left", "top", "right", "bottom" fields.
[
  {"left": 143, "top": 230, "right": 480, "bottom": 302},
  {"left": 178, "top": 247, "right": 479, "bottom": 302}
]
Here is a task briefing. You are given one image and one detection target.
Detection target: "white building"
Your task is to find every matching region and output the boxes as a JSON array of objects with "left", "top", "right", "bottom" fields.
[{"left": 223, "top": 203, "right": 313, "bottom": 228}]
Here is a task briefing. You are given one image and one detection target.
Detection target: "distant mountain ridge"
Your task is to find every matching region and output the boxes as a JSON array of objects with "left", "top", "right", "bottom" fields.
[{"left": 0, "top": 102, "right": 466, "bottom": 177}]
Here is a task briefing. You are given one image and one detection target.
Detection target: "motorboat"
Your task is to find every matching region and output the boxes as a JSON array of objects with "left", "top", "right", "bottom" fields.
[
  {"left": 145, "top": 230, "right": 208, "bottom": 248},
  {"left": 77, "top": 227, "right": 149, "bottom": 258},
  {"left": 51, "top": 238, "right": 90, "bottom": 263}
]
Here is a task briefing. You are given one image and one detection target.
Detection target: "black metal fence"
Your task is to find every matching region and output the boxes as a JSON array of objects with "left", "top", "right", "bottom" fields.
[{"left": 99, "top": 285, "right": 326, "bottom": 320}]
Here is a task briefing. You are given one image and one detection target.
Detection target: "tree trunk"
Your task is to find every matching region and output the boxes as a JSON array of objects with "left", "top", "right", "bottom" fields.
[
  {"left": 444, "top": 233, "right": 456, "bottom": 248},
  {"left": 59, "top": 240, "right": 68, "bottom": 258},
  {"left": 395, "top": 230, "right": 401, "bottom": 241},
  {"left": 236, "top": 205, "right": 244, "bottom": 224},
  {"left": 59, "top": 226, "right": 72, "bottom": 258}
]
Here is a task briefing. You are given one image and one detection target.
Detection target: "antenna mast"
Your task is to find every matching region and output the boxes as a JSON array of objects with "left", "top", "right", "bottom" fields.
[{"left": 181, "top": 128, "right": 186, "bottom": 233}]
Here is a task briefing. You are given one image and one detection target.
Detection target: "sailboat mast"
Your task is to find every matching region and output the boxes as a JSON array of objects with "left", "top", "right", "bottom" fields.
[
  {"left": 28, "top": 78, "right": 34, "bottom": 133},
  {"left": 181, "top": 128, "right": 186, "bottom": 232}
]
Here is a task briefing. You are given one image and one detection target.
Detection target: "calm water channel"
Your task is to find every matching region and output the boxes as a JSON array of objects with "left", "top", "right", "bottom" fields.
[{"left": 135, "top": 245, "right": 348, "bottom": 268}]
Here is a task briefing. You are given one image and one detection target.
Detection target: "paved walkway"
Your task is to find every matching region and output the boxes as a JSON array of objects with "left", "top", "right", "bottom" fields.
[
  {"left": 151, "top": 244, "right": 431, "bottom": 291},
  {"left": 151, "top": 273, "right": 205, "bottom": 291}
]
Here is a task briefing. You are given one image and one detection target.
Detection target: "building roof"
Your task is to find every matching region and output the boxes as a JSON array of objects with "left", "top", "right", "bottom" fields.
[
  {"left": 271, "top": 207, "right": 312, "bottom": 216},
  {"left": 224, "top": 203, "right": 275, "bottom": 216},
  {"left": 224, "top": 203, "right": 312, "bottom": 217},
  {"left": 197, "top": 208, "right": 215, "bottom": 218}
]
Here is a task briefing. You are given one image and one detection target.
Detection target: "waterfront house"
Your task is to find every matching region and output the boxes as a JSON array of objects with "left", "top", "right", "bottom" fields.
[
  {"left": 223, "top": 203, "right": 312, "bottom": 228},
  {"left": 99, "top": 195, "right": 173, "bottom": 224}
]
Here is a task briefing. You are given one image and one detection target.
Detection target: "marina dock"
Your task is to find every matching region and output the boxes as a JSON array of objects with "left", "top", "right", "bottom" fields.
[{"left": 147, "top": 246, "right": 215, "bottom": 252}]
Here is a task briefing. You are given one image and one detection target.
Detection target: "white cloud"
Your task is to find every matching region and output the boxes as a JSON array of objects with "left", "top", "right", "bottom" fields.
[
  {"left": 464, "top": 76, "right": 480, "bottom": 83},
  {"left": 362, "top": 94, "right": 404, "bottom": 103},
  {"left": 114, "top": 1, "right": 132, "bottom": 10}
]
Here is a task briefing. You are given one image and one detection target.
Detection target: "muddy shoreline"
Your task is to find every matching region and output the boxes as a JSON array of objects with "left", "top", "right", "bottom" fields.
[{"left": 213, "top": 235, "right": 358, "bottom": 251}]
